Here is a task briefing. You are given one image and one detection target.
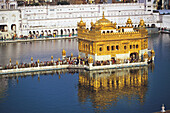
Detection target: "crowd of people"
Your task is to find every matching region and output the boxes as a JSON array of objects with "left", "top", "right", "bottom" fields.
[
  {"left": 0, "top": 33, "right": 77, "bottom": 41},
  {"left": 0, "top": 55, "right": 142, "bottom": 70}
]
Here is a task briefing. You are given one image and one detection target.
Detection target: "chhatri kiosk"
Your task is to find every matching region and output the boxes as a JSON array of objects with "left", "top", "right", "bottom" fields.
[{"left": 77, "top": 12, "right": 152, "bottom": 62}]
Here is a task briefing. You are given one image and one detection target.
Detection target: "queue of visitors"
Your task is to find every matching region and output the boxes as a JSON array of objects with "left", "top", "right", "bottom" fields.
[{"left": 0, "top": 55, "right": 141, "bottom": 70}]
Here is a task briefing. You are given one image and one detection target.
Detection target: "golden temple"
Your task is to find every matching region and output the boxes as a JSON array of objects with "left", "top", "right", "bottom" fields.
[{"left": 77, "top": 12, "right": 149, "bottom": 61}]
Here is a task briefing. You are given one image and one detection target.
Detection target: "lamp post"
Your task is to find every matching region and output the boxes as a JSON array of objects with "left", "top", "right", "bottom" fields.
[{"left": 16, "top": 60, "right": 18, "bottom": 69}]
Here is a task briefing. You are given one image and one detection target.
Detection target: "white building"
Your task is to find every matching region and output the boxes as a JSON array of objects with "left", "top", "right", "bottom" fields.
[
  {"left": 0, "top": 0, "right": 19, "bottom": 39},
  {"left": 0, "top": 0, "right": 163, "bottom": 37},
  {"left": 161, "top": 15, "right": 170, "bottom": 29}
]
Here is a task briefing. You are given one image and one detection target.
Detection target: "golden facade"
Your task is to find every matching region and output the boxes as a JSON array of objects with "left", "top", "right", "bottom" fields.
[
  {"left": 78, "top": 67, "right": 148, "bottom": 110},
  {"left": 77, "top": 12, "right": 148, "bottom": 61}
]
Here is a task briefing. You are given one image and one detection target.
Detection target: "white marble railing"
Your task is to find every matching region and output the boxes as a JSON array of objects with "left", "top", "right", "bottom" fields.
[{"left": 0, "top": 61, "right": 148, "bottom": 75}]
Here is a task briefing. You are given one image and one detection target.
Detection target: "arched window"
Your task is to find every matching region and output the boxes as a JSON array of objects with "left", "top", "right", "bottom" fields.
[
  {"left": 111, "top": 46, "right": 115, "bottom": 50},
  {"left": 61, "top": 29, "right": 63, "bottom": 35},
  {"left": 107, "top": 46, "right": 110, "bottom": 51},
  {"left": 99, "top": 47, "right": 102, "bottom": 51},
  {"left": 130, "top": 45, "right": 132, "bottom": 49},
  {"left": 107, "top": 31, "right": 109, "bottom": 33},
  {"left": 136, "top": 44, "right": 138, "bottom": 48},
  {"left": 122, "top": 29, "right": 124, "bottom": 32},
  {"left": 124, "top": 46, "right": 126, "bottom": 50},
  {"left": 103, "top": 31, "right": 105, "bottom": 33},
  {"left": 133, "top": 45, "right": 135, "bottom": 49},
  {"left": 116, "top": 45, "right": 119, "bottom": 50}
]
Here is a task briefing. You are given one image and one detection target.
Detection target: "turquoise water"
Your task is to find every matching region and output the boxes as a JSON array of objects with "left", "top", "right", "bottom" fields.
[{"left": 0, "top": 34, "right": 170, "bottom": 113}]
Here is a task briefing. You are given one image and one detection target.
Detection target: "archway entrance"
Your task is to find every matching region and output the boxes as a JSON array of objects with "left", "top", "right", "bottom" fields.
[
  {"left": 72, "top": 29, "right": 74, "bottom": 35},
  {"left": 53, "top": 30, "right": 58, "bottom": 37},
  {"left": 64, "top": 29, "right": 67, "bottom": 36},
  {"left": 151, "top": 24, "right": 155, "bottom": 28},
  {"left": 130, "top": 52, "right": 139, "bottom": 62},
  {"left": 0, "top": 25, "right": 7, "bottom": 32},
  {"left": 11, "top": 24, "right": 16, "bottom": 32},
  {"left": 61, "top": 29, "right": 63, "bottom": 36}
]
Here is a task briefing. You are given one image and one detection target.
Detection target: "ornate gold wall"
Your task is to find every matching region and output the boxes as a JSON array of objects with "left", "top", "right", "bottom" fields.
[
  {"left": 78, "top": 38, "right": 148, "bottom": 57},
  {"left": 77, "top": 14, "right": 148, "bottom": 59}
]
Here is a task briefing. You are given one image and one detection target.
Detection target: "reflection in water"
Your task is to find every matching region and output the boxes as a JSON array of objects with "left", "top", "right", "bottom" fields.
[
  {"left": 0, "top": 66, "right": 151, "bottom": 112},
  {"left": 0, "top": 78, "right": 8, "bottom": 99},
  {"left": 0, "top": 39, "right": 78, "bottom": 66},
  {"left": 0, "top": 69, "right": 75, "bottom": 81},
  {"left": 78, "top": 67, "right": 149, "bottom": 111}
]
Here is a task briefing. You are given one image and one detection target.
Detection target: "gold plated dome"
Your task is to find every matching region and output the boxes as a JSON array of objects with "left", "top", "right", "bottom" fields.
[{"left": 96, "top": 11, "right": 112, "bottom": 26}]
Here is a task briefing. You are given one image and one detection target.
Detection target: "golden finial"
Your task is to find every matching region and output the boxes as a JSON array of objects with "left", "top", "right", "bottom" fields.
[
  {"left": 51, "top": 56, "right": 53, "bottom": 59},
  {"left": 16, "top": 60, "right": 18, "bottom": 65},
  {"left": 62, "top": 49, "right": 66, "bottom": 56},
  {"left": 9, "top": 58, "right": 11, "bottom": 63},
  {"left": 71, "top": 53, "right": 73, "bottom": 57},
  {"left": 80, "top": 17, "right": 83, "bottom": 23},
  {"left": 78, "top": 54, "right": 80, "bottom": 59},
  {"left": 58, "top": 58, "right": 60, "bottom": 61},
  {"left": 37, "top": 59, "right": 39, "bottom": 63},
  {"left": 31, "top": 57, "right": 33, "bottom": 61},
  {"left": 102, "top": 11, "right": 105, "bottom": 19}
]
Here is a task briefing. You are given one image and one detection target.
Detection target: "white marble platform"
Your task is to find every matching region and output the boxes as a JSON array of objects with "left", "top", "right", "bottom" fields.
[{"left": 0, "top": 62, "right": 148, "bottom": 75}]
